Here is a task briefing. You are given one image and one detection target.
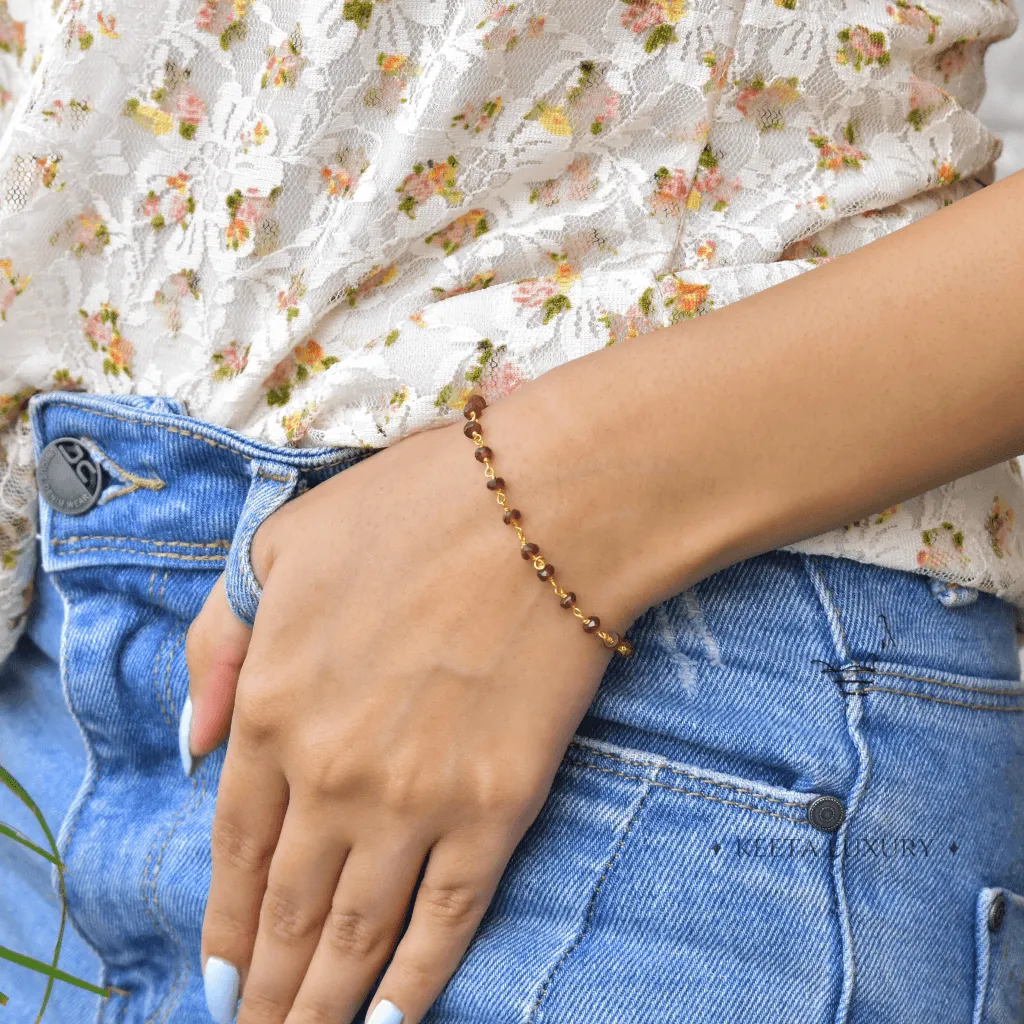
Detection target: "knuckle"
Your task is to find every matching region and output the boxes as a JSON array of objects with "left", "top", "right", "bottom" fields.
[
  {"left": 234, "top": 687, "right": 284, "bottom": 747},
  {"left": 418, "top": 882, "right": 483, "bottom": 928},
  {"left": 261, "top": 883, "right": 320, "bottom": 943},
  {"left": 322, "top": 906, "right": 387, "bottom": 959},
  {"left": 202, "top": 904, "right": 254, "bottom": 952},
  {"left": 238, "top": 983, "right": 292, "bottom": 1021},
  {"left": 211, "top": 816, "right": 272, "bottom": 875}
]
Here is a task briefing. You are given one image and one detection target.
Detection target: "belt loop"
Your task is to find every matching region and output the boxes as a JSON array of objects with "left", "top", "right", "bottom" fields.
[
  {"left": 927, "top": 577, "right": 980, "bottom": 608},
  {"left": 223, "top": 459, "right": 300, "bottom": 628}
]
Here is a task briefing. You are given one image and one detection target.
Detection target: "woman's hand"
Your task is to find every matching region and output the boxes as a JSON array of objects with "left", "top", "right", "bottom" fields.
[{"left": 184, "top": 398, "right": 632, "bottom": 1024}]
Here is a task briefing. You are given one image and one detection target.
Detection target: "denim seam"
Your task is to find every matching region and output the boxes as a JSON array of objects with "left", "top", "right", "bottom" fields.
[
  {"left": 847, "top": 664, "right": 1024, "bottom": 697},
  {"left": 145, "top": 769, "right": 209, "bottom": 1024},
  {"left": 523, "top": 775, "right": 654, "bottom": 1023},
  {"left": 797, "top": 556, "right": 865, "bottom": 1024},
  {"left": 564, "top": 759, "right": 811, "bottom": 825},
  {"left": 43, "top": 401, "right": 359, "bottom": 472},
  {"left": 50, "top": 546, "right": 226, "bottom": 562},
  {"left": 151, "top": 627, "right": 182, "bottom": 730},
  {"left": 53, "top": 536, "right": 232, "bottom": 550},
  {"left": 843, "top": 684, "right": 1024, "bottom": 712},
  {"left": 567, "top": 742, "right": 809, "bottom": 809}
]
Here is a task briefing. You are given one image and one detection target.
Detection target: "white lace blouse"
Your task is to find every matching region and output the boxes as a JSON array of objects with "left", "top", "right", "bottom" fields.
[{"left": 0, "top": 0, "right": 1021, "bottom": 662}]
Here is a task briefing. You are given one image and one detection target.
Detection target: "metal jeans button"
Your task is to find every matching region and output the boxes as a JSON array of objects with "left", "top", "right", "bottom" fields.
[
  {"left": 36, "top": 438, "right": 103, "bottom": 515},
  {"left": 807, "top": 795, "right": 845, "bottom": 833},
  {"left": 988, "top": 892, "right": 1007, "bottom": 932}
]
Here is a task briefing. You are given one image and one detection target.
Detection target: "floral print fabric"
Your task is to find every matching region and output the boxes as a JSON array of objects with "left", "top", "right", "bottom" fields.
[{"left": 0, "top": 0, "right": 1020, "bottom": 660}]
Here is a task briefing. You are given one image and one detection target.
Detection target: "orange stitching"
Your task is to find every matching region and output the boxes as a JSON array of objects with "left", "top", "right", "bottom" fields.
[
  {"left": 564, "top": 759, "right": 811, "bottom": 825},
  {"left": 847, "top": 664, "right": 1024, "bottom": 697},
  {"left": 847, "top": 685, "right": 1024, "bottom": 712},
  {"left": 51, "top": 546, "right": 225, "bottom": 562},
  {"left": 53, "top": 535, "right": 232, "bottom": 550},
  {"left": 568, "top": 742, "right": 807, "bottom": 809}
]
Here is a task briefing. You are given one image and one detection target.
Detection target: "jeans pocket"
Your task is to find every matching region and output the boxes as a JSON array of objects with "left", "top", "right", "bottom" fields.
[
  {"left": 973, "top": 887, "right": 1024, "bottom": 1023},
  {"left": 222, "top": 460, "right": 302, "bottom": 628}
]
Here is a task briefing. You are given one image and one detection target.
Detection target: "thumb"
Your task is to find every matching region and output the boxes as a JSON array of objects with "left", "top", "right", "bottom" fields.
[{"left": 181, "top": 573, "right": 252, "bottom": 776}]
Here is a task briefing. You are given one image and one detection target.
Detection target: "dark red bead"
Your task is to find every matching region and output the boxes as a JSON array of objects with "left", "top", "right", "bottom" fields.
[
  {"left": 537, "top": 565, "right": 556, "bottom": 581},
  {"left": 463, "top": 420, "right": 482, "bottom": 439},
  {"left": 617, "top": 638, "right": 635, "bottom": 657},
  {"left": 463, "top": 395, "right": 487, "bottom": 419},
  {"left": 503, "top": 508, "right": 521, "bottom": 524},
  {"left": 582, "top": 617, "right": 600, "bottom": 633},
  {"left": 560, "top": 592, "right": 576, "bottom": 608},
  {"left": 474, "top": 446, "right": 493, "bottom": 462},
  {"left": 486, "top": 476, "right": 505, "bottom": 491},
  {"left": 521, "top": 542, "right": 540, "bottom": 559}
]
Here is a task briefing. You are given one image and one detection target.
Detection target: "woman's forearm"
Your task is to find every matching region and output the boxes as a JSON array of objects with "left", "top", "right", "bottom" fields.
[{"left": 482, "top": 170, "right": 1024, "bottom": 628}]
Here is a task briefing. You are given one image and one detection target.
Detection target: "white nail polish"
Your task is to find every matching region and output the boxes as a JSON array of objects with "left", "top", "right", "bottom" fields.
[
  {"left": 367, "top": 999, "right": 405, "bottom": 1024},
  {"left": 203, "top": 956, "right": 240, "bottom": 1023},
  {"left": 178, "top": 696, "right": 195, "bottom": 777}
]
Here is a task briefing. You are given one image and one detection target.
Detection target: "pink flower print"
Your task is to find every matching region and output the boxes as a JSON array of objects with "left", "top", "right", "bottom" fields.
[
  {"left": 835, "top": 25, "right": 891, "bottom": 71},
  {"left": 887, "top": 1, "right": 941, "bottom": 44},
  {"left": 0, "top": 2, "right": 26, "bottom": 61},
  {"left": 153, "top": 269, "right": 199, "bottom": 333},
  {"left": 320, "top": 147, "right": 368, "bottom": 199},
  {"left": 261, "top": 27, "right": 306, "bottom": 88},
  {"left": 451, "top": 96, "right": 503, "bottom": 134},
  {"left": 696, "top": 239, "right": 716, "bottom": 264},
  {"left": 365, "top": 52, "right": 411, "bottom": 113},
  {"left": 702, "top": 48, "right": 733, "bottom": 95},
  {"left": 96, "top": 12, "right": 119, "bottom": 38},
  {"left": 620, "top": 0, "right": 686, "bottom": 53},
  {"left": 599, "top": 287, "right": 659, "bottom": 345},
  {"left": 263, "top": 339, "right": 338, "bottom": 406},
  {"left": 212, "top": 341, "right": 250, "bottom": 380},
  {"left": 526, "top": 63, "right": 622, "bottom": 138},
  {"left": 343, "top": 264, "right": 398, "bottom": 308},
  {"left": 482, "top": 361, "right": 525, "bottom": 401},
  {"left": 282, "top": 404, "right": 317, "bottom": 442},
  {"left": 987, "top": 498, "right": 1015, "bottom": 558},
  {"left": 431, "top": 270, "right": 496, "bottom": 302},
  {"left": 424, "top": 209, "right": 490, "bottom": 256},
  {"left": 512, "top": 256, "right": 578, "bottom": 324},
  {"left": 42, "top": 97, "right": 92, "bottom": 126},
  {"left": 680, "top": 146, "right": 740, "bottom": 213},
  {"left": 936, "top": 38, "right": 974, "bottom": 82},
  {"left": 80, "top": 303, "right": 132, "bottom": 377},
  {"left": 396, "top": 156, "right": 462, "bottom": 218},
  {"left": 277, "top": 272, "right": 307, "bottom": 320},
  {"left": 224, "top": 185, "right": 282, "bottom": 253},
  {"left": 196, "top": 0, "right": 249, "bottom": 49},
  {"left": 529, "top": 156, "right": 596, "bottom": 206},
  {"left": 917, "top": 521, "right": 968, "bottom": 572},
  {"left": 809, "top": 123, "right": 868, "bottom": 171},
  {"left": 734, "top": 75, "right": 800, "bottom": 132},
  {"left": 173, "top": 87, "right": 206, "bottom": 128},
  {"left": 0, "top": 260, "right": 29, "bottom": 321},
  {"left": 907, "top": 75, "right": 949, "bottom": 130},
  {"left": 649, "top": 166, "right": 690, "bottom": 218},
  {"left": 933, "top": 160, "right": 960, "bottom": 186},
  {"left": 66, "top": 210, "right": 110, "bottom": 256}
]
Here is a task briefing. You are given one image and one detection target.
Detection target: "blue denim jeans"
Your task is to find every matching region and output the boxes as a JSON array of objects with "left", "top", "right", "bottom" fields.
[{"left": 2, "top": 390, "right": 1024, "bottom": 1023}]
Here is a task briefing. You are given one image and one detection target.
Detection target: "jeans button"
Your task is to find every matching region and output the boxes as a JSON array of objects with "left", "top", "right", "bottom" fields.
[
  {"left": 36, "top": 438, "right": 103, "bottom": 515},
  {"left": 807, "top": 795, "right": 845, "bottom": 833},
  {"left": 988, "top": 893, "right": 1007, "bottom": 932}
]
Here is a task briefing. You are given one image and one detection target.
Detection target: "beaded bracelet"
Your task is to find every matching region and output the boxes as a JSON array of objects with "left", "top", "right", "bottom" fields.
[{"left": 462, "top": 394, "right": 635, "bottom": 658}]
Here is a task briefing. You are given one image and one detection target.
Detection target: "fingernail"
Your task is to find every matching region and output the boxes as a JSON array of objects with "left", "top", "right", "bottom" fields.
[
  {"left": 367, "top": 1000, "right": 405, "bottom": 1024},
  {"left": 178, "top": 696, "right": 196, "bottom": 776},
  {"left": 203, "top": 956, "right": 240, "bottom": 1023}
]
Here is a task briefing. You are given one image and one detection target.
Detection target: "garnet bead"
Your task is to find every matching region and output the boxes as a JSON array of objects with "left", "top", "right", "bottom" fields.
[
  {"left": 503, "top": 508, "right": 521, "bottom": 524},
  {"left": 486, "top": 476, "right": 505, "bottom": 491},
  {"left": 537, "top": 565, "right": 556, "bottom": 581},
  {"left": 560, "top": 592, "right": 576, "bottom": 609},
  {"left": 616, "top": 638, "right": 635, "bottom": 657},
  {"left": 463, "top": 420, "right": 482, "bottom": 439},
  {"left": 582, "top": 617, "right": 600, "bottom": 633},
  {"left": 521, "top": 542, "right": 540, "bottom": 559},
  {"left": 602, "top": 631, "right": 621, "bottom": 649},
  {"left": 474, "top": 446, "right": 493, "bottom": 462},
  {"left": 463, "top": 395, "right": 487, "bottom": 419}
]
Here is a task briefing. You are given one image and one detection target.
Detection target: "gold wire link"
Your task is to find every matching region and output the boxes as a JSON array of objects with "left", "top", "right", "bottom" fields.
[{"left": 468, "top": 401, "right": 632, "bottom": 657}]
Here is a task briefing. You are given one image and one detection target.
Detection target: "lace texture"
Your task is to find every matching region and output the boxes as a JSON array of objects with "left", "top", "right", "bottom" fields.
[{"left": 0, "top": 0, "right": 1021, "bottom": 663}]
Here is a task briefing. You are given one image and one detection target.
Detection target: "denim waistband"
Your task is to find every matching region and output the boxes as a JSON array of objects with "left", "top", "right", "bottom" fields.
[{"left": 30, "top": 390, "right": 1022, "bottom": 683}]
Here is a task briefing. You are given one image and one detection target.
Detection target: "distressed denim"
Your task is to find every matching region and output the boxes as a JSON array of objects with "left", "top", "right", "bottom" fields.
[{"left": 2, "top": 389, "right": 1024, "bottom": 1023}]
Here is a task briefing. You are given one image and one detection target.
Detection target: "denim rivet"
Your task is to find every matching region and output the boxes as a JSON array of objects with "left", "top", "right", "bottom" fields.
[
  {"left": 988, "top": 893, "right": 1006, "bottom": 932},
  {"left": 807, "top": 795, "right": 845, "bottom": 833},
  {"left": 37, "top": 437, "right": 103, "bottom": 516}
]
